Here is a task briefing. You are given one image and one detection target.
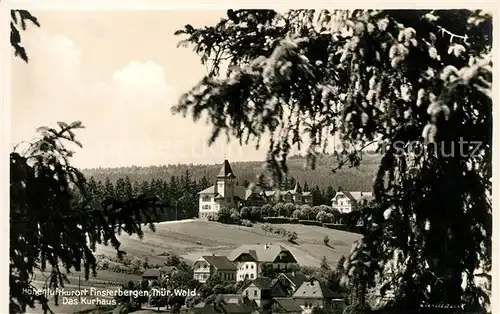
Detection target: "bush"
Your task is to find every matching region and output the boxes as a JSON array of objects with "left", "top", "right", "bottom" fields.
[
  {"left": 261, "top": 204, "right": 272, "bottom": 217},
  {"left": 250, "top": 206, "right": 262, "bottom": 221},
  {"left": 262, "top": 224, "right": 299, "bottom": 242},
  {"left": 240, "top": 219, "right": 253, "bottom": 227},
  {"left": 287, "top": 231, "right": 298, "bottom": 243}
]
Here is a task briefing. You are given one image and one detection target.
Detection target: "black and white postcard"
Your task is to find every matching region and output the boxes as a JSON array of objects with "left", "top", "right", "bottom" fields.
[{"left": 3, "top": 3, "right": 495, "bottom": 314}]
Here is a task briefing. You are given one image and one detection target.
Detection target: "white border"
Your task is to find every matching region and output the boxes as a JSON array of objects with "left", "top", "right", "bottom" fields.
[{"left": 0, "top": 1, "right": 498, "bottom": 314}]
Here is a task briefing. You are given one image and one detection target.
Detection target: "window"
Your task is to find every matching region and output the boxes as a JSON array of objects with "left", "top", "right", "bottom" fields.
[
  {"left": 202, "top": 196, "right": 211, "bottom": 202},
  {"left": 251, "top": 264, "right": 254, "bottom": 269},
  {"left": 250, "top": 274, "right": 254, "bottom": 279},
  {"left": 253, "top": 290, "right": 257, "bottom": 296},
  {"left": 246, "top": 265, "right": 248, "bottom": 269}
]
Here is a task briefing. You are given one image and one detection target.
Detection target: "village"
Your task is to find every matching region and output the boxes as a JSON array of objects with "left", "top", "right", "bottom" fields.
[{"left": 120, "top": 159, "right": 375, "bottom": 314}]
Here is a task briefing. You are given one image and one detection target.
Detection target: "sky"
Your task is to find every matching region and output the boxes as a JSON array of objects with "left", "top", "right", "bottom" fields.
[{"left": 11, "top": 10, "right": 272, "bottom": 169}]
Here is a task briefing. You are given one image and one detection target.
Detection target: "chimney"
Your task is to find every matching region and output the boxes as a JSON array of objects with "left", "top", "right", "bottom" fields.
[
  {"left": 264, "top": 244, "right": 269, "bottom": 250},
  {"left": 291, "top": 271, "right": 295, "bottom": 277},
  {"left": 212, "top": 253, "right": 216, "bottom": 256}
]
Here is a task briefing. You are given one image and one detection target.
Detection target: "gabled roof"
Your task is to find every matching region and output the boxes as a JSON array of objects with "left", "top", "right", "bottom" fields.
[
  {"left": 160, "top": 266, "right": 178, "bottom": 273},
  {"left": 250, "top": 277, "right": 273, "bottom": 290},
  {"left": 199, "top": 185, "right": 216, "bottom": 195},
  {"left": 238, "top": 277, "right": 273, "bottom": 293},
  {"left": 278, "top": 272, "right": 308, "bottom": 288},
  {"left": 293, "top": 279, "right": 343, "bottom": 299},
  {"left": 142, "top": 269, "right": 160, "bottom": 278},
  {"left": 333, "top": 191, "right": 374, "bottom": 202},
  {"left": 273, "top": 297, "right": 303, "bottom": 312},
  {"left": 228, "top": 244, "right": 296, "bottom": 263},
  {"left": 221, "top": 303, "right": 255, "bottom": 313},
  {"left": 217, "top": 159, "right": 236, "bottom": 178},
  {"left": 200, "top": 255, "right": 237, "bottom": 271},
  {"left": 198, "top": 185, "right": 246, "bottom": 199}
]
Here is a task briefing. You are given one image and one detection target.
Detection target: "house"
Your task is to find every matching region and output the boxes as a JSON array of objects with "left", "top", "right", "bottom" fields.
[
  {"left": 270, "top": 297, "right": 303, "bottom": 314},
  {"left": 238, "top": 277, "right": 275, "bottom": 307},
  {"left": 188, "top": 302, "right": 255, "bottom": 314},
  {"left": 274, "top": 272, "right": 308, "bottom": 296},
  {"left": 142, "top": 269, "right": 161, "bottom": 285},
  {"left": 292, "top": 279, "right": 344, "bottom": 313},
  {"left": 159, "top": 265, "right": 179, "bottom": 279},
  {"left": 331, "top": 190, "right": 374, "bottom": 214},
  {"left": 228, "top": 243, "right": 298, "bottom": 281},
  {"left": 198, "top": 160, "right": 313, "bottom": 220},
  {"left": 192, "top": 255, "right": 237, "bottom": 283},
  {"left": 261, "top": 183, "right": 313, "bottom": 206}
]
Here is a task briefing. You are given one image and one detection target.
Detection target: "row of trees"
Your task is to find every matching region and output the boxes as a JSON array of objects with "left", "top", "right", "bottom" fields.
[
  {"left": 85, "top": 172, "right": 211, "bottom": 220},
  {"left": 85, "top": 173, "right": 356, "bottom": 222},
  {"left": 219, "top": 203, "right": 344, "bottom": 224}
]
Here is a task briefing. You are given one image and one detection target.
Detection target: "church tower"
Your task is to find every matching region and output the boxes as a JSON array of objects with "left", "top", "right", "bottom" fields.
[{"left": 216, "top": 159, "right": 236, "bottom": 207}]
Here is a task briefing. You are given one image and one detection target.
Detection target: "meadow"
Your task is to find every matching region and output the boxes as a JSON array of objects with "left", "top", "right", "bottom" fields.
[{"left": 94, "top": 219, "right": 362, "bottom": 267}]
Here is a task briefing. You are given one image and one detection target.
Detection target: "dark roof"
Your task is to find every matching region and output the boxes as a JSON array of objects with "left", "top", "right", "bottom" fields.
[
  {"left": 160, "top": 266, "right": 177, "bottom": 273},
  {"left": 280, "top": 272, "right": 308, "bottom": 287},
  {"left": 221, "top": 303, "right": 255, "bottom": 313},
  {"left": 217, "top": 159, "right": 236, "bottom": 178},
  {"left": 228, "top": 244, "right": 297, "bottom": 263},
  {"left": 202, "top": 255, "right": 237, "bottom": 271},
  {"left": 273, "top": 297, "right": 303, "bottom": 312},
  {"left": 251, "top": 277, "right": 273, "bottom": 290},
  {"left": 293, "top": 279, "right": 343, "bottom": 299},
  {"left": 142, "top": 269, "right": 160, "bottom": 278}
]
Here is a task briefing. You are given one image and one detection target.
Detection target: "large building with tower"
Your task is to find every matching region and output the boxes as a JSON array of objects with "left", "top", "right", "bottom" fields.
[{"left": 198, "top": 160, "right": 313, "bottom": 220}]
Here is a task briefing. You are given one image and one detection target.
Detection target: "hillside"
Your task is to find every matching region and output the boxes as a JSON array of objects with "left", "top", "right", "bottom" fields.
[
  {"left": 95, "top": 219, "right": 362, "bottom": 268},
  {"left": 81, "top": 153, "right": 381, "bottom": 191}
]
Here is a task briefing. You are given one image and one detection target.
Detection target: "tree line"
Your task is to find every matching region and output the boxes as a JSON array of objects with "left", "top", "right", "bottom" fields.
[{"left": 84, "top": 171, "right": 362, "bottom": 222}]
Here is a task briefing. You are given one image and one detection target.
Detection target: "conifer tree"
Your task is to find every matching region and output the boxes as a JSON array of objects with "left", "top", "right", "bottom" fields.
[{"left": 174, "top": 9, "right": 492, "bottom": 311}]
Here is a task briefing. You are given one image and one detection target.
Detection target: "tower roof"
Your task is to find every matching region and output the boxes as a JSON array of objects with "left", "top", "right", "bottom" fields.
[{"left": 217, "top": 159, "right": 236, "bottom": 178}]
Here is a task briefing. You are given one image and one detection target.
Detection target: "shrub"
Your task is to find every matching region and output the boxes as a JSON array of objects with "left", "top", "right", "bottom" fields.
[
  {"left": 240, "top": 206, "right": 251, "bottom": 220},
  {"left": 240, "top": 219, "right": 253, "bottom": 227},
  {"left": 324, "top": 235, "right": 330, "bottom": 246},
  {"left": 261, "top": 204, "right": 272, "bottom": 217},
  {"left": 250, "top": 206, "right": 262, "bottom": 221},
  {"left": 287, "top": 231, "right": 298, "bottom": 243},
  {"left": 262, "top": 217, "right": 298, "bottom": 224}
]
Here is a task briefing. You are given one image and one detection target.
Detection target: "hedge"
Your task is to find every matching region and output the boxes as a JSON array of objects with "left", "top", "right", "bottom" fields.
[{"left": 262, "top": 217, "right": 299, "bottom": 223}]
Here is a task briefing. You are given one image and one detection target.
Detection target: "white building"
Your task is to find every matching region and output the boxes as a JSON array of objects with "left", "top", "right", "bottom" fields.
[
  {"left": 331, "top": 190, "right": 374, "bottom": 214},
  {"left": 227, "top": 243, "right": 298, "bottom": 282},
  {"left": 198, "top": 160, "right": 246, "bottom": 220}
]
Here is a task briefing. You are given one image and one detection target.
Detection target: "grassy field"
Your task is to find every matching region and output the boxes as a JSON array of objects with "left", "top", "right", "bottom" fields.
[{"left": 95, "top": 219, "right": 362, "bottom": 267}]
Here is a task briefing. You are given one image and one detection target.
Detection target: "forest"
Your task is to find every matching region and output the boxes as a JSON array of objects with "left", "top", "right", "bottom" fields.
[
  {"left": 83, "top": 155, "right": 374, "bottom": 221},
  {"left": 81, "top": 153, "right": 379, "bottom": 191}
]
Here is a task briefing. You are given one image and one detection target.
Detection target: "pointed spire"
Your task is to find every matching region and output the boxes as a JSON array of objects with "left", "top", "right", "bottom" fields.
[
  {"left": 294, "top": 182, "right": 302, "bottom": 193},
  {"left": 217, "top": 159, "right": 236, "bottom": 178}
]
